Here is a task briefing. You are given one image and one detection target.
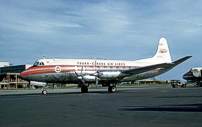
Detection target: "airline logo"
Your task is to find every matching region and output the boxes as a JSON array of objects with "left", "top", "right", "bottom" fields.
[
  {"left": 159, "top": 49, "right": 167, "bottom": 53},
  {"left": 55, "top": 66, "right": 61, "bottom": 73}
]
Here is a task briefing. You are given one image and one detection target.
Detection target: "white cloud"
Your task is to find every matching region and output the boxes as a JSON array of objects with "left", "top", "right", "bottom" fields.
[{"left": 38, "top": 21, "right": 82, "bottom": 28}]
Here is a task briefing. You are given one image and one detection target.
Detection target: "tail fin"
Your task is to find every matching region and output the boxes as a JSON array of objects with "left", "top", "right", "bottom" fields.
[{"left": 152, "top": 38, "right": 172, "bottom": 63}]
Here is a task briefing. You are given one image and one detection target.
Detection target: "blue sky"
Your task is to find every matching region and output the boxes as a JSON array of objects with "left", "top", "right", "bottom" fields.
[{"left": 0, "top": 0, "right": 201, "bottom": 81}]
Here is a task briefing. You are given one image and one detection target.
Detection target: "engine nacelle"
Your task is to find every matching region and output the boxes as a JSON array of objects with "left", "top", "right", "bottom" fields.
[
  {"left": 191, "top": 67, "right": 202, "bottom": 77},
  {"left": 99, "top": 71, "right": 121, "bottom": 79},
  {"left": 83, "top": 75, "right": 96, "bottom": 82}
]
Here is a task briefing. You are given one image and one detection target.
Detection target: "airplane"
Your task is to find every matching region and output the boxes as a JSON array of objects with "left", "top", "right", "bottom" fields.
[
  {"left": 20, "top": 38, "right": 192, "bottom": 94},
  {"left": 183, "top": 67, "right": 202, "bottom": 87}
]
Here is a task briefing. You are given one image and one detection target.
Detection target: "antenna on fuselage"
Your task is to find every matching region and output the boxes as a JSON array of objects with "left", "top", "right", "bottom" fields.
[{"left": 43, "top": 56, "right": 46, "bottom": 59}]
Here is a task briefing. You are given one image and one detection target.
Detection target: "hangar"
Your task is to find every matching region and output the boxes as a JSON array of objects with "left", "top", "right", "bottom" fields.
[{"left": 0, "top": 62, "right": 32, "bottom": 89}]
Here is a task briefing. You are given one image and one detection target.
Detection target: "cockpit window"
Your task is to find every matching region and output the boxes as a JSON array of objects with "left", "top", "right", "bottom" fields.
[
  {"left": 40, "top": 62, "right": 44, "bottom": 66},
  {"left": 34, "top": 62, "right": 39, "bottom": 66},
  {"left": 34, "top": 61, "right": 44, "bottom": 66}
]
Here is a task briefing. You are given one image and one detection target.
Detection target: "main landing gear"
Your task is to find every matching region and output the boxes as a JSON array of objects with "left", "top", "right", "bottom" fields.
[
  {"left": 81, "top": 87, "right": 88, "bottom": 93},
  {"left": 108, "top": 86, "right": 116, "bottom": 93},
  {"left": 42, "top": 90, "right": 47, "bottom": 95}
]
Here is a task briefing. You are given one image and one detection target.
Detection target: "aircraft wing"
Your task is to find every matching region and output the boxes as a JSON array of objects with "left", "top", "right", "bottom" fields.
[
  {"left": 121, "top": 56, "right": 192, "bottom": 75},
  {"left": 121, "top": 63, "right": 174, "bottom": 75}
]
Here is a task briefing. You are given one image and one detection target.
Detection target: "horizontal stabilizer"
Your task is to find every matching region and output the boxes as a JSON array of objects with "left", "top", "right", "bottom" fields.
[{"left": 172, "top": 56, "right": 192, "bottom": 67}]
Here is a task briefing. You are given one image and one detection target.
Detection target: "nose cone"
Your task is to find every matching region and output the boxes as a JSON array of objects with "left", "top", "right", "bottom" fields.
[
  {"left": 182, "top": 73, "right": 188, "bottom": 80},
  {"left": 20, "top": 70, "right": 29, "bottom": 81},
  {"left": 183, "top": 71, "right": 193, "bottom": 80}
]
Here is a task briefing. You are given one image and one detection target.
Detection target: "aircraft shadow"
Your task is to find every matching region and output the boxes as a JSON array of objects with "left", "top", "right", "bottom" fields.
[
  {"left": 120, "top": 103, "right": 202, "bottom": 112},
  {"left": 155, "top": 95, "right": 202, "bottom": 99},
  {"left": 0, "top": 90, "right": 112, "bottom": 97}
]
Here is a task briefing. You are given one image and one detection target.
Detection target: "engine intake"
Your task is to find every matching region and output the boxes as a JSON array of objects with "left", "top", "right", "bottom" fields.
[{"left": 191, "top": 67, "right": 202, "bottom": 77}]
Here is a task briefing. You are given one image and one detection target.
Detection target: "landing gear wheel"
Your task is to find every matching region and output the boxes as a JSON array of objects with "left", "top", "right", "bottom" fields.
[
  {"left": 42, "top": 90, "right": 47, "bottom": 95},
  {"left": 181, "top": 84, "right": 186, "bottom": 88},
  {"left": 174, "top": 84, "right": 178, "bottom": 88},
  {"left": 81, "top": 87, "right": 88, "bottom": 93},
  {"left": 108, "top": 86, "right": 116, "bottom": 93}
]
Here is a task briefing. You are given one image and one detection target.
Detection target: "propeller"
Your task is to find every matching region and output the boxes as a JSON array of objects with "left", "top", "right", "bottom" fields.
[
  {"left": 75, "top": 65, "right": 103, "bottom": 88},
  {"left": 95, "top": 77, "right": 98, "bottom": 88},
  {"left": 75, "top": 66, "right": 85, "bottom": 88},
  {"left": 91, "top": 71, "right": 103, "bottom": 88}
]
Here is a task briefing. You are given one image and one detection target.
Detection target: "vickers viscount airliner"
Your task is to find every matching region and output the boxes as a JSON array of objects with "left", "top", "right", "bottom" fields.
[{"left": 20, "top": 38, "right": 192, "bottom": 94}]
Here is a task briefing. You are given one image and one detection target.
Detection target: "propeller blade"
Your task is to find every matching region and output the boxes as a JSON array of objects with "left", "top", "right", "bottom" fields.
[
  {"left": 98, "top": 72, "right": 103, "bottom": 77},
  {"left": 81, "top": 79, "right": 85, "bottom": 84},
  {"left": 95, "top": 77, "right": 98, "bottom": 88},
  {"left": 75, "top": 72, "right": 79, "bottom": 76}
]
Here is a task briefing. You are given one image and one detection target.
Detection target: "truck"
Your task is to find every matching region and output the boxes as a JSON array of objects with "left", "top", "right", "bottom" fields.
[{"left": 171, "top": 80, "right": 186, "bottom": 88}]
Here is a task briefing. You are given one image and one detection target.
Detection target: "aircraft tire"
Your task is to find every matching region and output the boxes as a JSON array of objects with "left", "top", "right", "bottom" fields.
[
  {"left": 181, "top": 84, "right": 186, "bottom": 88},
  {"left": 81, "top": 87, "right": 88, "bottom": 93},
  {"left": 42, "top": 90, "right": 47, "bottom": 95},
  {"left": 108, "top": 86, "right": 116, "bottom": 93}
]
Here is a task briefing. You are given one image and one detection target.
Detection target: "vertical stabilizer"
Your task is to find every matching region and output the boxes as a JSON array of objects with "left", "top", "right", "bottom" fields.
[{"left": 152, "top": 38, "right": 172, "bottom": 63}]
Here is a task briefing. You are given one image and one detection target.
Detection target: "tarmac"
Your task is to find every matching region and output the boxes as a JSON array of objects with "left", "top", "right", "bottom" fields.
[{"left": 0, "top": 85, "right": 202, "bottom": 127}]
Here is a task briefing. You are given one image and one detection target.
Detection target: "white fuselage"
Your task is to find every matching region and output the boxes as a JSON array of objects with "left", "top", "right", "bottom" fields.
[{"left": 20, "top": 58, "right": 170, "bottom": 84}]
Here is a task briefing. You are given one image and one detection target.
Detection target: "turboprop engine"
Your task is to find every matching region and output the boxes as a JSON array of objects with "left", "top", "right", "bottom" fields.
[
  {"left": 82, "top": 75, "right": 98, "bottom": 82},
  {"left": 191, "top": 67, "right": 202, "bottom": 77},
  {"left": 98, "top": 71, "right": 121, "bottom": 79}
]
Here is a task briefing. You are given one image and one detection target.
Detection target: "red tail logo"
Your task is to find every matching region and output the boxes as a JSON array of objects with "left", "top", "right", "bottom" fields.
[{"left": 159, "top": 49, "right": 167, "bottom": 53}]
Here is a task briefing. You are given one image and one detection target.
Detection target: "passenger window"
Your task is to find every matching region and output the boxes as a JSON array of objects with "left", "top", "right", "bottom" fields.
[
  {"left": 90, "top": 66, "right": 93, "bottom": 71},
  {"left": 110, "top": 66, "right": 113, "bottom": 70}
]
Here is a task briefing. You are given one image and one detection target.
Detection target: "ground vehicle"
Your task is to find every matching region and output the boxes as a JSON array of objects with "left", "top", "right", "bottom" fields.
[{"left": 171, "top": 80, "right": 186, "bottom": 88}]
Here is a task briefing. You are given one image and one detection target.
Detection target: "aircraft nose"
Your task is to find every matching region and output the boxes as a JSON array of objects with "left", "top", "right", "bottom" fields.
[
  {"left": 182, "top": 71, "right": 192, "bottom": 80},
  {"left": 182, "top": 73, "right": 187, "bottom": 79},
  {"left": 20, "top": 71, "right": 29, "bottom": 81}
]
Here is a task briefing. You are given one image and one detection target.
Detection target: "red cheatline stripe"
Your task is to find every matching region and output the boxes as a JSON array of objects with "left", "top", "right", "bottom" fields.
[{"left": 21, "top": 66, "right": 162, "bottom": 77}]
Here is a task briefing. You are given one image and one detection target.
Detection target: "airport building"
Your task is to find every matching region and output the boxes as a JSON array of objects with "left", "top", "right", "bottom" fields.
[{"left": 0, "top": 62, "right": 32, "bottom": 89}]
